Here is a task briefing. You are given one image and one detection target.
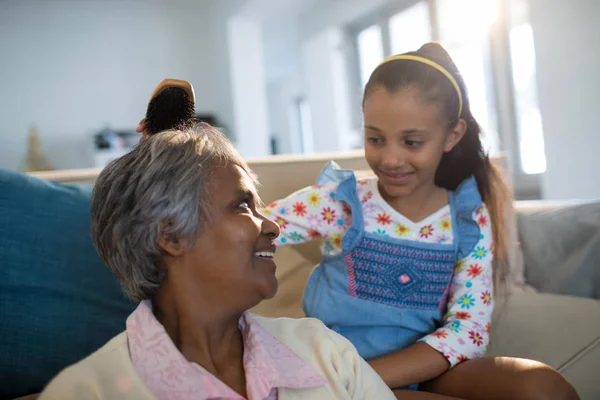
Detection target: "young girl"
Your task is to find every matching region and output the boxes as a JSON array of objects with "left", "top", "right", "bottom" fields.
[{"left": 264, "top": 43, "right": 578, "bottom": 400}]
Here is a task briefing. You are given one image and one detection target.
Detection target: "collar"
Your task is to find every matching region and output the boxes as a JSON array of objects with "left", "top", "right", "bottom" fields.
[{"left": 126, "top": 300, "right": 326, "bottom": 400}]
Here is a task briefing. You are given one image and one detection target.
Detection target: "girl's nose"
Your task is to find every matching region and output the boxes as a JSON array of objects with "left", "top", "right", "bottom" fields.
[{"left": 380, "top": 146, "right": 406, "bottom": 170}]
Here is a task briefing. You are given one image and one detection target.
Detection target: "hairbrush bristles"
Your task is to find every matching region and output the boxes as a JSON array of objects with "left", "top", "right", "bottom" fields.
[
  {"left": 144, "top": 87, "right": 195, "bottom": 135},
  {"left": 144, "top": 79, "right": 196, "bottom": 136}
]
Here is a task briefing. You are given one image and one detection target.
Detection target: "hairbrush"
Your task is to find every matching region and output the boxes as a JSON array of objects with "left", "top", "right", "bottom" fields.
[{"left": 143, "top": 78, "right": 196, "bottom": 136}]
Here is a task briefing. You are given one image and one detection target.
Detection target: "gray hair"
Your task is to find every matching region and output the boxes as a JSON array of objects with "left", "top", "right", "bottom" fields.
[{"left": 90, "top": 125, "right": 255, "bottom": 302}]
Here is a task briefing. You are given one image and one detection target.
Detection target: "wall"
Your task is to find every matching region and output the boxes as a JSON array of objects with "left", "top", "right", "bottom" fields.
[
  {"left": 263, "top": 19, "right": 304, "bottom": 155},
  {"left": 267, "top": 75, "right": 302, "bottom": 154},
  {"left": 297, "top": 0, "right": 392, "bottom": 40},
  {"left": 204, "top": 0, "right": 246, "bottom": 145},
  {"left": 227, "top": 16, "right": 271, "bottom": 158},
  {"left": 302, "top": 28, "right": 360, "bottom": 153},
  {"left": 528, "top": 0, "right": 600, "bottom": 199},
  {"left": 262, "top": 0, "right": 392, "bottom": 155},
  {"left": 0, "top": 0, "right": 233, "bottom": 170}
]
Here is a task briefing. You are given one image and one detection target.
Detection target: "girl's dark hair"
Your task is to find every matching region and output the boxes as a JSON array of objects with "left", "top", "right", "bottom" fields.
[{"left": 363, "top": 42, "right": 515, "bottom": 294}]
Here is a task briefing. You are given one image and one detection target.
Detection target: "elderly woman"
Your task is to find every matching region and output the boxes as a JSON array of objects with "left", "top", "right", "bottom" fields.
[{"left": 39, "top": 125, "right": 395, "bottom": 400}]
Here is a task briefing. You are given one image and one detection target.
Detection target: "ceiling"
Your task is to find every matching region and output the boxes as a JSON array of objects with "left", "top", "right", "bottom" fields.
[{"left": 236, "top": 0, "right": 329, "bottom": 23}]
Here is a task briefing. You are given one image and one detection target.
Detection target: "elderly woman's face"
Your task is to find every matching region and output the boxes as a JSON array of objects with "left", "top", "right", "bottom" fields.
[{"left": 171, "top": 163, "right": 280, "bottom": 311}]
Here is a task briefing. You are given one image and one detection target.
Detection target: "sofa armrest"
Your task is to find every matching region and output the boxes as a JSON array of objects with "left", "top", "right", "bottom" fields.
[{"left": 514, "top": 200, "right": 600, "bottom": 298}]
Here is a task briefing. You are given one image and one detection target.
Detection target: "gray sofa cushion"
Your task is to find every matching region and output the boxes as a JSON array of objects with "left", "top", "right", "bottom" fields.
[
  {"left": 488, "top": 291, "right": 600, "bottom": 399},
  {"left": 515, "top": 200, "right": 600, "bottom": 298},
  {"left": 561, "top": 336, "right": 600, "bottom": 400}
]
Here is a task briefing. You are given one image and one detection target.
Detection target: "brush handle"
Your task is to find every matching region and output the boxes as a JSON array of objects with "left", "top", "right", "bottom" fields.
[{"left": 149, "top": 78, "right": 195, "bottom": 104}]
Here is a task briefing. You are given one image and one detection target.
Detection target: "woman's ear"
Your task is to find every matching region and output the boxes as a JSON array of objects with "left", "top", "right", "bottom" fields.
[
  {"left": 158, "top": 221, "right": 188, "bottom": 257},
  {"left": 444, "top": 118, "right": 467, "bottom": 152},
  {"left": 158, "top": 236, "right": 187, "bottom": 257}
]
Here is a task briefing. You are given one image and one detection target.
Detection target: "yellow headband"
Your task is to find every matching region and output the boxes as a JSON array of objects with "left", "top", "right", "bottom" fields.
[{"left": 377, "top": 55, "right": 463, "bottom": 118}]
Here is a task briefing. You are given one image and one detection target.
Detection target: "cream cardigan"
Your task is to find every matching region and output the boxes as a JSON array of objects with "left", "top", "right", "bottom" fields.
[{"left": 39, "top": 315, "right": 395, "bottom": 400}]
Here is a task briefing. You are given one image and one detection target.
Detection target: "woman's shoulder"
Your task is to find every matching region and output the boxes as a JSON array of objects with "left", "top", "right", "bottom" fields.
[
  {"left": 250, "top": 315, "right": 330, "bottom": 339},
  {"left": 39, "top": 332, "right": 149, "bottom": 399},
  {"left": 250, "top": 315, "right": 361, "bottom": 377},
  {"left": 53, "top": 332, "right": 128, "bottom": 375},
  {"left": 249, "top": 315, "right": 345, "bottom": 354},
  {"left": 249, "top": 315, "right": 395, "bottom": 399}
]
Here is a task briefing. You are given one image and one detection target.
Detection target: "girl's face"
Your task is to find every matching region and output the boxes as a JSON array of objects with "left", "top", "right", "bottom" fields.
[{"left": 363, "top": 87, "right": 464, "bottom": 201}]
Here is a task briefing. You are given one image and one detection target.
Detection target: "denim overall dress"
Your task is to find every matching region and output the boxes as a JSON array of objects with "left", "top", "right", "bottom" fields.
[{"left": 302, "top": 162, "right": 482, "bottom": 387}]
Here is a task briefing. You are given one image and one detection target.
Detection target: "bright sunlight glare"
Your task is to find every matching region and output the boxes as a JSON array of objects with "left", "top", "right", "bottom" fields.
[{"left": 438, "top": 0, "right": 500, "bottom": 43}]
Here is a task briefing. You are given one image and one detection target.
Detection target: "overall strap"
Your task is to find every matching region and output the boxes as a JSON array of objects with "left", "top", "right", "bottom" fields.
[
  {"left": 316, "top": 161, "right": 364, "bottom": 252},
  {"left": 449, "top": 176, "right": 483, "bottom": 260}
]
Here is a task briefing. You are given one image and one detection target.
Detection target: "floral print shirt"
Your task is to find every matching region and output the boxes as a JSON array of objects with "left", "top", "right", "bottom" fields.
[{"left": 263, "top": 176, "right": 493, "bottom": 367}]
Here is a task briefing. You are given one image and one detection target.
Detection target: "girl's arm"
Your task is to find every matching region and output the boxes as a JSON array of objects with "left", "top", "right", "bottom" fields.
[
  {"left": 368, "top": 205, "right": 494, "bottom": 388},
  {"left": 368, "top": 342, "right": 450, "bottom": 389},
  {"left": 260, "top": 181, "right": 352, "bottom": 249},
  {"left": 421, "top": 204, "right": 493, "bottom": 365}
]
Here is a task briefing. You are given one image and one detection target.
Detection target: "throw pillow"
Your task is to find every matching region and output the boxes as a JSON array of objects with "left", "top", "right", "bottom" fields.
[{"left": 0, "top": 168, "right": 135, "bottom": 399}]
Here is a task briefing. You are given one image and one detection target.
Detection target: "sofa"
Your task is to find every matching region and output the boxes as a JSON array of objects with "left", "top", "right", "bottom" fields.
[{"left": 1, "top": 151, "right": 599, "bottom": 399}]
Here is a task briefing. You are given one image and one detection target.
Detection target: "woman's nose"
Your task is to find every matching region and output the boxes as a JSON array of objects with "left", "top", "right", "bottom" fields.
[{"left": 260, "top": 212, "right": 280, "bottom": 240}]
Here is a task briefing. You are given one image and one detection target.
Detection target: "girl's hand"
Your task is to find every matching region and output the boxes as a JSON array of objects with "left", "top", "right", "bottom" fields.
[
  {"left": 135, "top": 119, "right": 145, "bottom": 133},
  {"left": 136, "top": 119, "right": 149, "bottom": 142}
]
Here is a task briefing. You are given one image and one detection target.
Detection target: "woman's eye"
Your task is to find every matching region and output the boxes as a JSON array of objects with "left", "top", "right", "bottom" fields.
[
  {"left": 367, "top": 137, "right": 383, "bottom": 145},
  {"left": 238, "top": 200, "right": 251, "bottom": 211}
]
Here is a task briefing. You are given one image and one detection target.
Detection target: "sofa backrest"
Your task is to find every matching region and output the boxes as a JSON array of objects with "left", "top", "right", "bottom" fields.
[
  {"left": 28, "top": 150, "right": 510, "bottom": 203},
  {"left": 515, "top": 200, "right": 600, "bottom": 298},
  {"left": 28, "top": 151, "right": 513, "bottom": 267}
]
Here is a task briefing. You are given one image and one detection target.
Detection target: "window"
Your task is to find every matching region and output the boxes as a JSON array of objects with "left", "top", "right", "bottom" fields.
[
  {"left": 436, "top": 0, "right": 500, "bottom": 155},
  {"left": 436, "top": 0, "right": 499, "bottom": 44},
  {"left": 290, "top": 97, "right": 314, "bottom": 154},
  {"left": 509, "top": 23, "right": 546, "bottom": 174},
  {"left": 389, "top": 2, "right": 431, "bottom": 55},
  {"left": 448, "top": 44, "right": 499, "bottom": 155},
  {"left": 357, "top": 25, "right": 384, "bottom": 88}
]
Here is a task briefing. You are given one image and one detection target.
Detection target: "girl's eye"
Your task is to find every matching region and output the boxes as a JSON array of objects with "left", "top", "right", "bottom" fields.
[
  {"left": 405, "top": 140, "right": 423, "bottom": 148},
  {"left": 367, "top": 137, "right": 383, "bottom": 145}
]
